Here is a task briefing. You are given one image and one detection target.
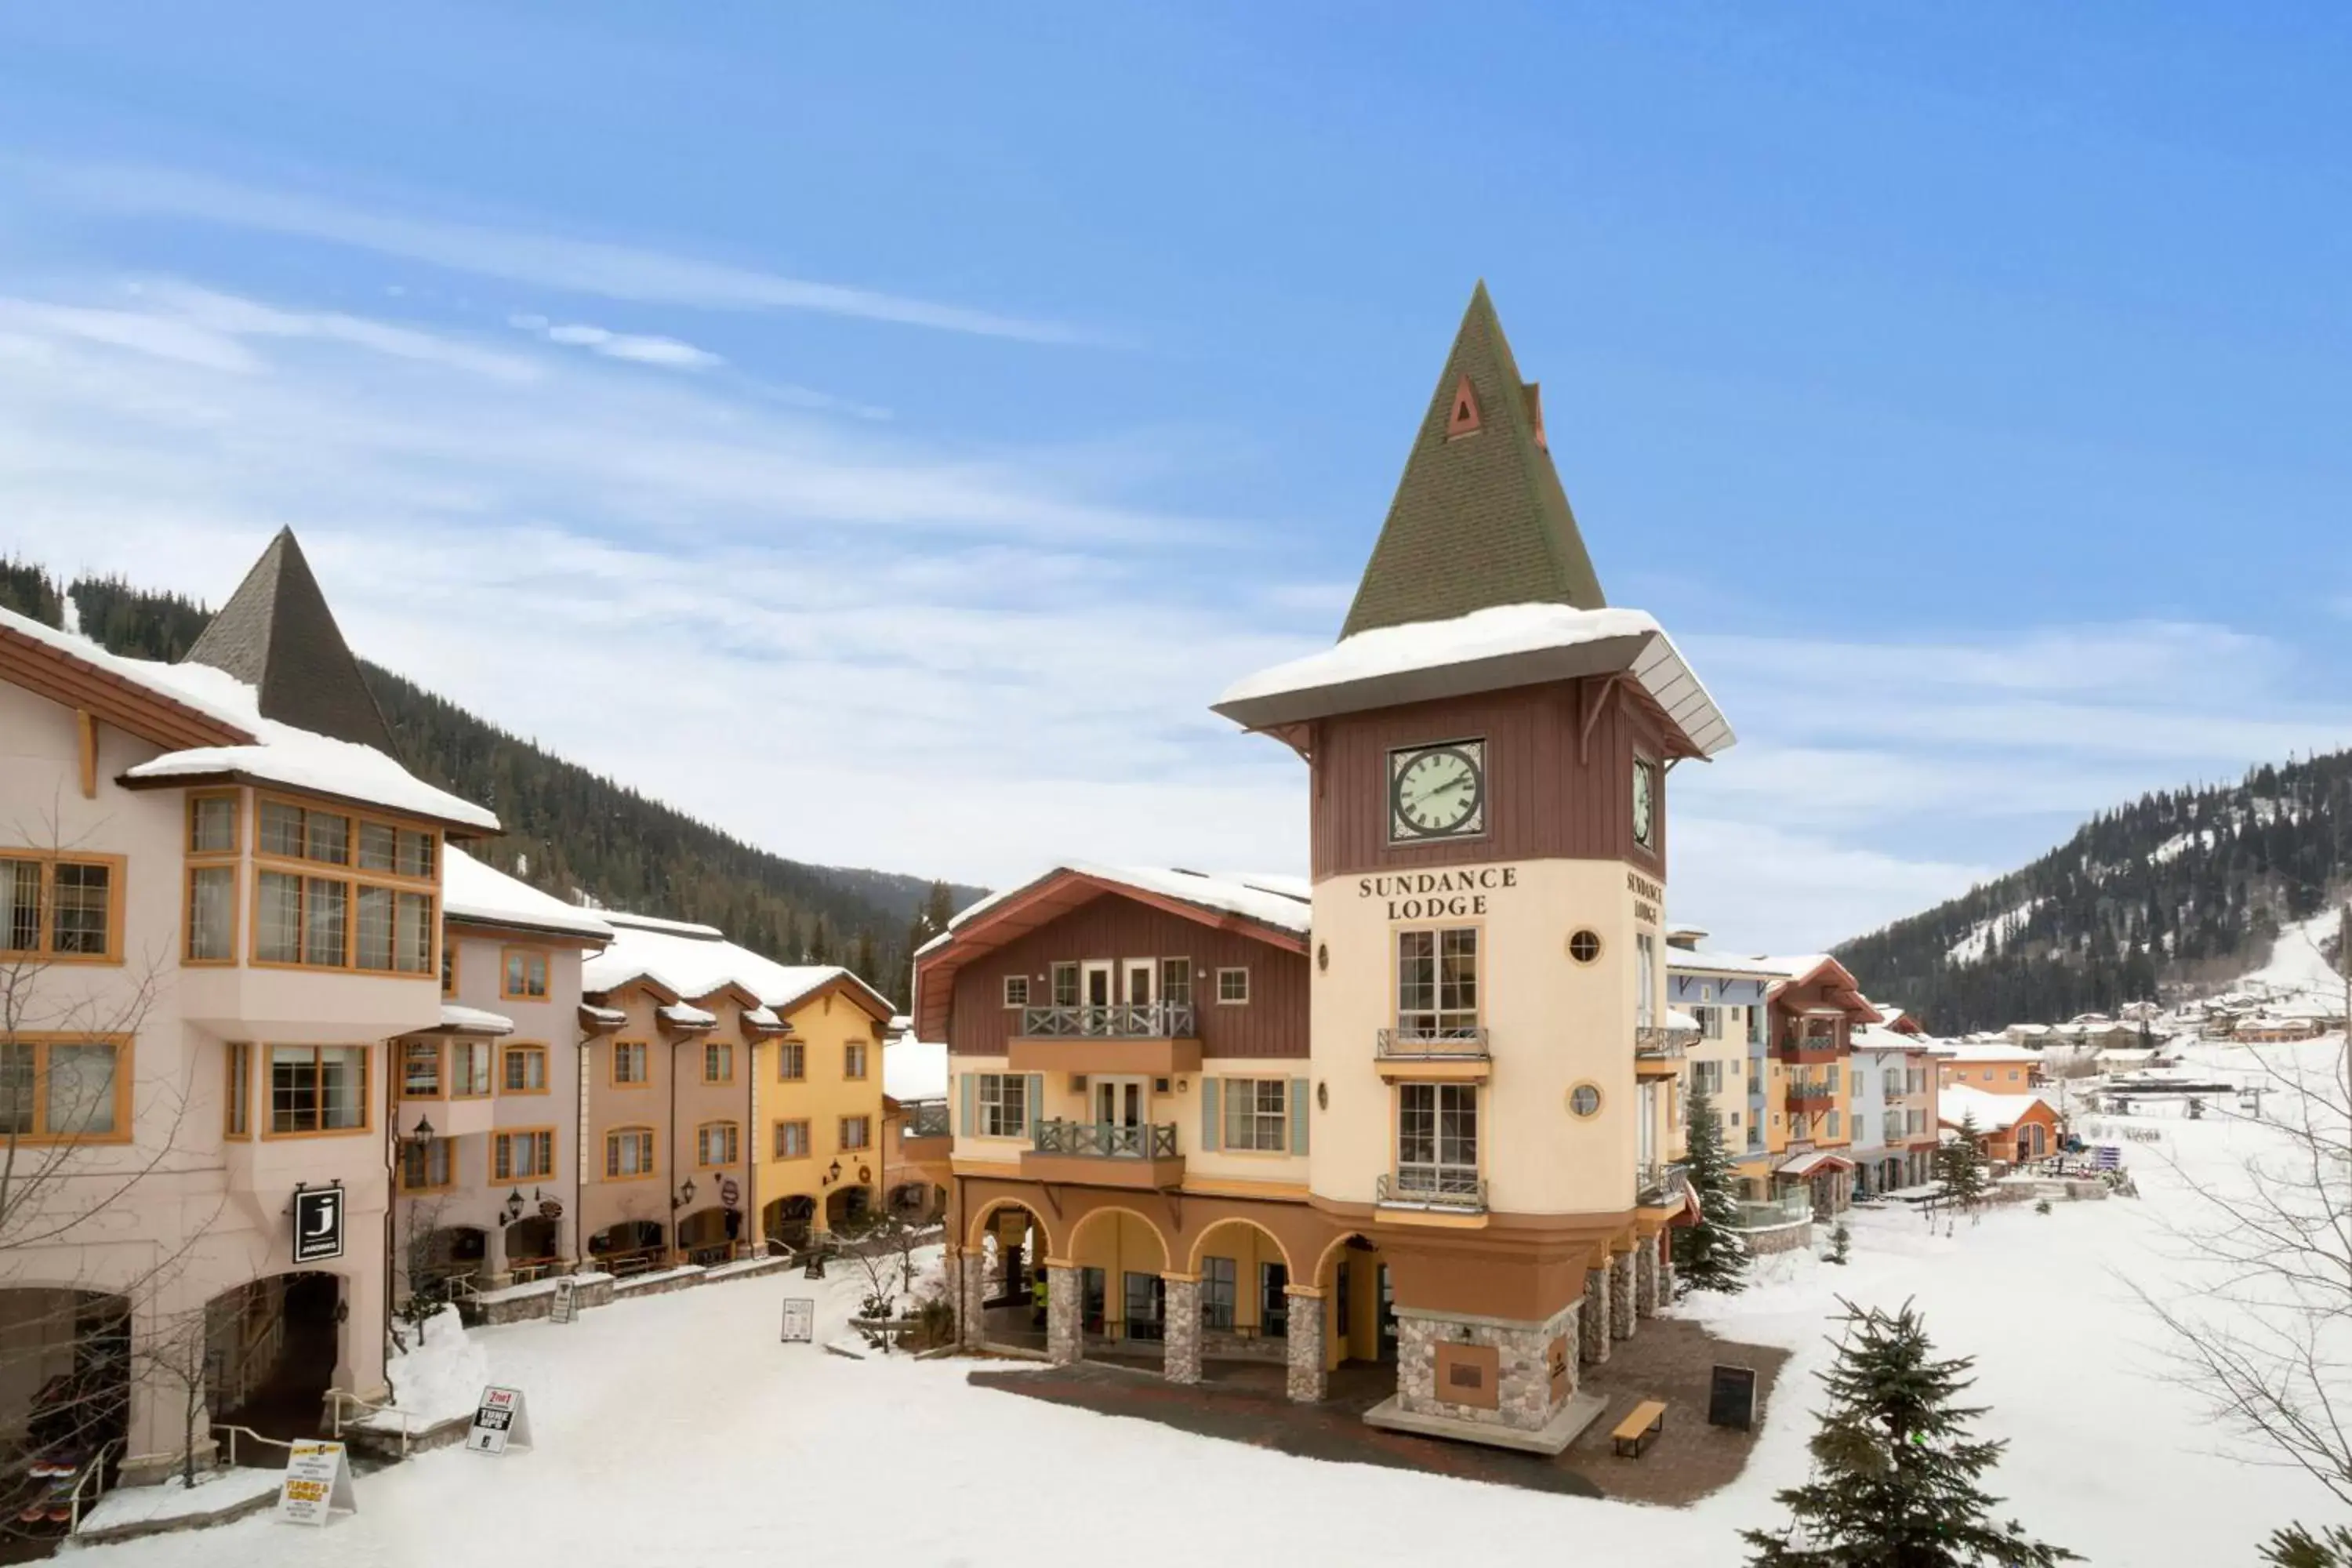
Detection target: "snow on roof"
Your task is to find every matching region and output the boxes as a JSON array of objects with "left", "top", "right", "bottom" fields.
[
  {"left": 1664, "top": 1007, "right": 1701, "bottom": 1036},
  {"left": 585, "top": 913, "right": 891, "bottom": 1018},
  {"left": 925, "top": 863, "right": 1312, "bottom": 955},
  {"left": 1945, "top": 1040, "right": 2042, "bottom": 1062},
  {"left": 1852, "top": 1022, "right": 1932, "bottom": 1054},
  {"left": 885, "top": 1036, "right": 948, "bottom": 1103},
  {"left": 742, "top": 1004, "right": 783, "bottom": 1030},
  {"left": 1777, "top": 1150, "right": 1853, "bottom": 1177},
  {"left": 579, "top": 1003, "right": 626, "bottom": 1026},
  {"left": 444, "top": 847, "right": 614, "bottom": 942},
  {"left": 658, "top": 1001, "right": 718, "bottom": 1028},
  {"left": 434, "top": 1003, "right": 514, "bottom": 1036},
  {"left": 1666, "top": 948, "right": 1794, "bottom": 978},
  {"left": 0, "top": 610, "right": 503, "bottom": 831},
  {"left": 1212, "top": 602, "right": 1733, "bottom": 758},
  {"left": 1938, "top": 1084, "right": 2054, "bottom": 1131}
]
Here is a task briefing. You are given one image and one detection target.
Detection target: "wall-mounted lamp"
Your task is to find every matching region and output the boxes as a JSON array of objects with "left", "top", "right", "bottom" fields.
[
  {"left": 501, "top": 1187, "right": 525, "bottom": 1225},
  {"left": 671, "top": 1177, "right": 699, "bottom": 1212},
  {"left": 407, "top": 1114, "right": 435, "bottom": 1147}
]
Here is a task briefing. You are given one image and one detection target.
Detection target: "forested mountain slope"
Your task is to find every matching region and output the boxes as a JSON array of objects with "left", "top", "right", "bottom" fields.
[
  {"left": 1833, "top": 754, "right": 2352, "bottom": 1033},
  {"left": 4, "top": 557, "right": 984, "bottom": 1004}
]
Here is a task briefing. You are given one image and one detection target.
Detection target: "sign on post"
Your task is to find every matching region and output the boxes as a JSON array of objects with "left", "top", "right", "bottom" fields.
[
  {"left": 780, "top": 1297, "right": 815, "bottom": 1344},
  {"left": 292, "top": 1185, "right": 343, "bottom": 1265},
  {"left": 550, "top": 1276, "right": 578, "bottom": 1325},
  {"left": 466, "top": 1386, "right": 533, "bottom": 1454},
  {"left": 274, "top": 1440, "right": 355, "bottom": 1526},
  {"left": 1708, "top": 1363, "right": 1759, "bottom": 1431}
]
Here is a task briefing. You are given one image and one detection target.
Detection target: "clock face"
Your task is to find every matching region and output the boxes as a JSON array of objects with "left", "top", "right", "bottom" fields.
[
  {"left": 1632, "top": 758, "right": 1657, "bottom": 848},
  {"left": 1389, "top": 740, "right": 1486, "bottom": 843}
]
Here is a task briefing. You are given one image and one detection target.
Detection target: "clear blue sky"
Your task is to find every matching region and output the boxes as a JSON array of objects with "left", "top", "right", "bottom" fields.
[{"left": 2, "top": 5, "right": 2348, "bottom": 949}]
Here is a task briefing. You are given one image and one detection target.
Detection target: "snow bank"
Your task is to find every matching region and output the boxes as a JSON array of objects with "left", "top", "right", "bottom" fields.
[
  {"left": 362, "top": 1307, "right": 490, "bottom": 1432},
  {"left": 77, "top": 1467, "right": 284, "bottom": 1534}
]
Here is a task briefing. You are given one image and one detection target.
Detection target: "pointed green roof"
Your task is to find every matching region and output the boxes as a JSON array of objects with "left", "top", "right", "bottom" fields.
[
  {"left": 1338, "top": 282, "right": 1606, "bottom": 640},
  {"left": 185, "top": 528, "right": 398, "bottom": 754}
]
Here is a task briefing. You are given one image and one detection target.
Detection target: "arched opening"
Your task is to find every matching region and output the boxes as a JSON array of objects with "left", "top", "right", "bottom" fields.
[
  {"left": 208, "top": 1272, "right": 342, "bottom": 1446},
  {"left": 824, "top": 1185, "right": 871, "bottom": 1232},
  {"left": 677, "top": 1206, "right": 742, "bottom": 1265},
  {"left": 967, "top": 1202, "right": 1048, "bottom": 1350},
  {"left": 587, "top": 1219, "right": 668, "bottom": 1276},
  {"left": 0, "top": 1289, "right": 129, "bottom": 1531},
  {"left": 402, "top": 1225, "right": 488, "bottom": 1304},
  {"left": 504, "top": 1217, "right": 560, "bottom": 1276},
  {"left": 887, "top": 1181, "right": 936, "bottom": 1222},
  {"left": 1315, "top": 1232, "right": 1395, "bottom": 1366},
  {"left": 1189, "top": 1218, "right": 1297, "bottom": 1354},
  {"left": 764, "top": 1195, "right": 818, "bottom": 1250},
  {"left": 1067, "top": 1207, "right": 1170, "bottom": 1362}
]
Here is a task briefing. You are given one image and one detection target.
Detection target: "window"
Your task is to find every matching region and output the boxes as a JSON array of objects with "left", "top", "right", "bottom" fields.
[
  {"left": 188, "top": 793, "right": 239, "bottom": 854},
  {"left": 1161, "top": 958, "right": 1192, "bottom": 1008},
  {"left": 0, "top": 1036, "right": 125, "bottom": 1141},
  {"left": 774, "top": 1120, "right": 810, "bottom": 1159},
  {"left": 1853, "top": 1114, "right": 1868, "bottom": 1145},
  {"left": 1397, "top": 1082, "right": 1478, "bottom": 1194},
  {"left": 268, "top": 1045, "right": 368, "bottom": 1134},
  {"left": 503, "top": 1044, "right": 549, "bottom": 1094},
  {"left": 253, "top": 799, "right": 434, "bottom": 973},
  {"left": 605, "top": 1127, "right": 656, "bottom": 1178},
  {"left": 1396, "top": 928, "right": 1476, "bottom": 1037},
  {"left": 1884, "top": 1069, "right": 1903, "bottom": 1097},
  {"left": 401, "top": 1040, "right": 443, "bottom": 1098},
  {"left": 1217, "top": 967, "right": 1250, "bottom": 1005},
  {"left": 702, "top": 1041, "right": 735, "bottom": 1084},
  {"left": 1200, "top": 1256, "right": 1237, "bottom": 1330},
  {"left": 441, "top": 942, "right": 456, "bottom": 996},
  {"left": 225, "top": 1042, "right": 251, "bottom": 1138},
  {"left": 612, "top": 1040, "right": 648, "bottom": 1086},
  {"left": 502, "top": 948, "right": 550, "bottom": 1000},
  {"left": 1569, "top": 1083, "right": 1602, "bottom": 1118},
  {"left": 0, "top": 855, "right": 121, "bottom": 962},
  {"left": 844, "top": 1043, "right": 869, "bottom": 1080},
  {"left": 1748, "top": 1006, "right": 1766, "bottom": 1047},
  {"left": 1700, "top": 1006, "right": 1724, "bottom": 1040},
  {"left": 496, "top": 1128, "right": 556, "bottom": 1181},
  {"left": 451, "top": 1040, "right": 492, "bottom": 1098},
  {"left": 187, "top": 864, "right": 237, "bottom": 963},
  {"left": 401, "top": 1138, "right": 453, "bottom": 1191},
  {"left": 1002, "top": 975, "right": 1030, "bottom": 1007},
  {"left": 776, "top": 1040, "right": 805, "bottom": 1081},
  {"left": 1692, "top": 1060, "right": 1723, "bottom": 1095},
  {"left": 697, "top": 1122, "right": 741, "bottom": 1167},
  {"left": 840, "top": 1116, "right": 872, "bottom": 1151},
  {"left": 1222, "top": 1078, "right": 1290, "bottom": 1152},
  {"left": 1825, "top": 1062, "right": 1839, "bottom": 1091},
  {"left": 1635, "top": 933, "right": 1657, "bottom": 1029},
  {"left": 1051, "top": 963, "right": 1080, "bottom": 1008},
  {"left": 978, "top": 1073, "right": 1028, "bottom": 1138}
]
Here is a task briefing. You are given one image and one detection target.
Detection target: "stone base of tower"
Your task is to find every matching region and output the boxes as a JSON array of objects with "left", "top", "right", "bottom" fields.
[{"left": 1363, "top": 1295, "right": 1604, "bottom": 1454}]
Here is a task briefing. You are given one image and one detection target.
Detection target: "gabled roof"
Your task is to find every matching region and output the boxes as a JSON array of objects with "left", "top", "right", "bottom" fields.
[
  {"left": 0, "top": 608, "right": 253, "bottom": 753},
  {"left": 1341, "top": 282, "right": 1605, "bottom": 637},
  {"left": 186, "top": 528, "right": 397, "bottom": 753},
  {"left": 1939, "top": 1085, "right": 2056, "bottom": 1132},
  {"left": 443, "top": 846, "right": 615, "bottom": 945},
  {"left": 1667, "top": 947, "right": 1793, "bottom": 980},
  {"left": 1762, "top": 954, "right": 1882, "bottom": 1022},
  {"left": 911, "top": 863, "right": 1311, "bottom": 1039},
  {"left": 583, "top": 911, "right": 894, "bottom": 1023}
]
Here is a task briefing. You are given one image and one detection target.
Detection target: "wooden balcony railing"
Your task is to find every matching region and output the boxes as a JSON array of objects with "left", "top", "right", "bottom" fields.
[
  {"left": 1375, "top": 1025, "right": 1491, "bottom": 1060},
  {"left": 906, "top": 1100, "right": 951, "bottom": 1138},
  {"left": 1018, "top": 1004, "right": 1197, "bottom": 1040},
  {"left": 1375, "top": 1171, "right": 1488, "bottom": 1213},
  {"left": 1031, "top": 1119, "right": 1180, "bottom": 1160}
]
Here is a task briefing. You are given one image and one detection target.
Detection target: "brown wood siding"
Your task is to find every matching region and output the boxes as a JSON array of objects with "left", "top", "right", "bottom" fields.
[
  {"left": 1309, "top": 677, "right": 1667, "bottom": 879},
  {"left": 947, "top": 893, "right": 1307, "bottom": 1059}
]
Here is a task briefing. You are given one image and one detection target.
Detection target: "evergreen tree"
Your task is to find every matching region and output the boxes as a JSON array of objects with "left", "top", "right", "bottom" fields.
[
  {"left": 1934, "top": 1118, "right": 1990, "bottom": 1217},
  {"left": 1744, "top": 1301, "right": 2078, "bottom": 1567},
  {"left": 0, "top": 557, "right": 63, "bottom": 627},
  {"left": 2263, "top": 1523, "right": 2352, "bottom": 1567},
  {"left": 851, "top": 928, "right": 880, "bottom": 989},
  {"left": 1671, "top": 1080, "right": 1748, "bottom": 1296}
]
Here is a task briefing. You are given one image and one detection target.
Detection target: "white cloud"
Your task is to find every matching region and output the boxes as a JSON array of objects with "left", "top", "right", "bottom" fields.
[
  {"left": 24, "top": 160, "right": 1091, "bottom": 344},
  {"left": 510, "top": 315, "right": 723, "bottom": 370}
]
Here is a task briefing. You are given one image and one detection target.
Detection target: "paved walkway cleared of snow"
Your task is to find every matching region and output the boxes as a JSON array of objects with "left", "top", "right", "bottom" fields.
[{"left": 72, "top": 1040, "right": 2352, "bottom": 1566}]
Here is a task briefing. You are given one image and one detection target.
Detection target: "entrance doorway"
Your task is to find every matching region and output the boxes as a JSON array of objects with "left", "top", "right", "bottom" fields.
[
  {"left": 209, "top": 1273, "right": 340, "bottom": 1447},
  {"left": 1081, "top": 961, "right": 1113, "bottom": 1030},
  {"left": 1122, "top": 960, "right": 1153, "bottom": 1009},
  {"left": 1093, "top": 1076, "right": 1145, "bottom": 1129}
]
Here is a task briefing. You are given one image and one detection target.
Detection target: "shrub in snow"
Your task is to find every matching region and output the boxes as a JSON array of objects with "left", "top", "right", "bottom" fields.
[
  {"left": 1671, "top": 1081, "right": 1749, "bottom": 1297},
  {"left": 2034, "top": 1198, "right": 2053, "bottom": 1216},
  {"left": 1825, "top": 1223, "right": 1851, "bottom": 1265},
  {"left": 1935, "top": 1116, "right": 1991, "bottom": 1221},
  {"left": 2263, "top": 1522, "right": 2352, "bottom": 1566},
  {"left": 1742, "top": 1299, "right": 2078, "bottom": 1568}
]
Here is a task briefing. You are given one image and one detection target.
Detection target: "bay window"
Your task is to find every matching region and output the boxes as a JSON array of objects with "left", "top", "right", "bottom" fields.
[
  {"left": 253, "top": 798, "right": 436, "bottom": 974},
  {"left": 269, "top": 1045, "right": 368, "bottom": 1134}
]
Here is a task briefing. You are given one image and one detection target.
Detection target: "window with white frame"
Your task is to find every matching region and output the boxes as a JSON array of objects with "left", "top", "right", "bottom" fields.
[
  {"left": 1396, "top": 1082, "right": 1478, "bottom": 1195},
  {"left": 1051, "top": 963, "right": 1080, "bottom": 1007},
  {"left": 1221, "top": 1078, "right": 1289, "bottom": 1152},
  {"left": 1003, "top": 975, "right": 1029, "bottom": 1007},
  {"left": 1395, "top": 928, "right": 1476, "bottom": 1037},
  {"left": 1216, "top": 967, "right": 1250, "bottom": 1004},
  {"left": 1691, "top": 1060, "right": 1723, "bottom": 1095},
  {"left": 978, "top": 1073, "right": 1028, "bottom": 1138},
  {"left": 1161, "top": 957, "right": 1192, "bottom": 1007}
]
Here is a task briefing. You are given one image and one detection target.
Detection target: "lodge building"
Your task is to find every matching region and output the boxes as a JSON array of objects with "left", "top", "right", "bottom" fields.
[{"left": 920, "top": 285, "right": 1739, "bottom": 1451}]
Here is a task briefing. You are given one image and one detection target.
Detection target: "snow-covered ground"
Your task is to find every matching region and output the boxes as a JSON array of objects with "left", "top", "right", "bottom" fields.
[{"left": 79, "top": 1049, "right": 2351, "bottom": 1565}]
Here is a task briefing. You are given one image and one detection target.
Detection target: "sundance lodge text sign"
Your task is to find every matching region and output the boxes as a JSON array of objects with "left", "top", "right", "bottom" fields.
[{"left": 1361, "top": 866, "right": 1518, "bottom": 921}]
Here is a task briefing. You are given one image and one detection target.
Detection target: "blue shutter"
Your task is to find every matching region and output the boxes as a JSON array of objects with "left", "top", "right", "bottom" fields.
[
  {"left": 1290, "top": 1078, "right": 1310, "bottom": 1156},
  {"left": 960, "top": 1072, "right": 976, "bottom": 1137},
  {"left": 1025, "top": 1073, "right": 1044, "bottom": 1138},
  {"left": 1201, "top": 1078, "right": 1221, "bottom": 1152}
]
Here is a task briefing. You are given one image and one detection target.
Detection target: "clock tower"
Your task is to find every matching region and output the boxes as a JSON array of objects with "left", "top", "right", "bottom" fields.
[{"left": 1214, "top": 283, "right": 1734, "bottom": 1449}]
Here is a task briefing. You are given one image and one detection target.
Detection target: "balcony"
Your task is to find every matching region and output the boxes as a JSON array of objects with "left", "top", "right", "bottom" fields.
[
  {"left": 1635, "top": 1161, "right": 1691, "bottom": 1208},
  {"left": 1374, "top": 1171, "right": 1488, "bottom": 1216},
  {"left": 1374, "top": 1025, "right": 1491, "bottom": 1082},
  {"left": 1635, "top": 1025, "right": 1687, "bottom": 1078},
  {"left": 1787, "top": 1080, "right": 1837, "bottom": 1112},
  {"left": 1021, "top": 1119, "right": 1185, "bottom": 1189},
  {"left": 907, "top": 1101, "right": 951, "bottom": 1138},
  {"left": 1008, "top": 1004, "right": 1201, "bottom": 1076},
  {"left": 1781, "top": 1032, "right": 1842, "bottom": 1064}
]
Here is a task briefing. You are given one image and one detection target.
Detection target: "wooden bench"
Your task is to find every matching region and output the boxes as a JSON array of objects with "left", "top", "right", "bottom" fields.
[{"left": 1611, "top": 1399, "right": 1668, "bottom": 1457}]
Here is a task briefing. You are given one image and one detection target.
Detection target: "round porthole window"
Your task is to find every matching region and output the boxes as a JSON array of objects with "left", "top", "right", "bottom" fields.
[
  {"left": 1568, "top": 1083, "right": 1602, "bottom": 1118},
  {"left": 1568, "top": 929, "right": 1603, "bottom": 964},
  {"left": 1317, "top": 942, "right": 1329, "bottom": 972}
]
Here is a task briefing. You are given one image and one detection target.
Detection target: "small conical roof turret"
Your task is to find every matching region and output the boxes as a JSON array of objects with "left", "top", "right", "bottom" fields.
[{"left": 184, "top": 528, "right": 397, "bottom": 753}]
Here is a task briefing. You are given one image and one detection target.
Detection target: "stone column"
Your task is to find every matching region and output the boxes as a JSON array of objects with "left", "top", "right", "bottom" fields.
[
  {"left": 1161, "top": 1275, "right": 1202, "bottom": 1385},
  {"left": 1580, "top": 1266, "right": 1610, "bottom": 1365},
  {"left": 485, "top": 1218, "right": 512, "bottom": 1288},
  {"left": 1635, "top": 1239, "right": 1661, "bottom": 1318},
  {"left": 1610, "top": 1250, "right": 1638, "bottom": 1341},
  {"left": 957, "top": 1247, "right": 988, "bottom": 1346},
  {"left": 1284, "top": 1287, "right": 1328, "bottom": 1403},
  {"left": 1657, "top": 1244, "right": 1678, "bottom": 1306},
  {"left": 1046, "top": 1264, "right": 1083, "bottom": 1367}
]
